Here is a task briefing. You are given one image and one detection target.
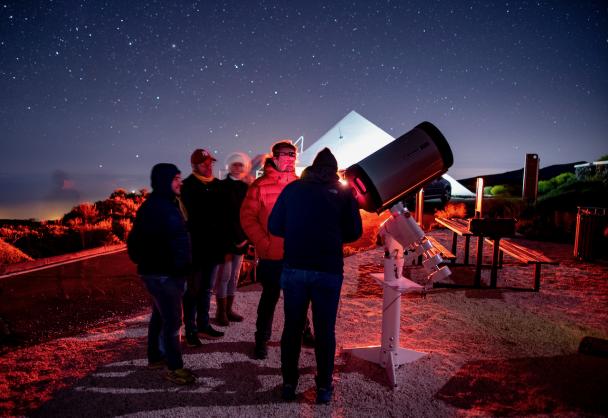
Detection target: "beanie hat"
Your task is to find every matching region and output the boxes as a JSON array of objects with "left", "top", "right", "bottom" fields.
[
  {"left": 312, "top": 148, "right": 338, "bottom": 171},
  {"left": 225, "top": 152, "right": 252, "bottom": 172},
  {"left": 190, "top": 148, "right": 217, "bottom": 165}
]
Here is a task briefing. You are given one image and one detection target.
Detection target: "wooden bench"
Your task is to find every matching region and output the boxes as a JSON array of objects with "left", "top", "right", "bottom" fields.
[
  {"left": 427, "top": 236, "right": 456, "bottom": 262},
  {"left": 434, "top": 217, "right": 474, "bottom": 265},
  {"left": 484, "top": 238, "right": 558, "bottom": 291}
]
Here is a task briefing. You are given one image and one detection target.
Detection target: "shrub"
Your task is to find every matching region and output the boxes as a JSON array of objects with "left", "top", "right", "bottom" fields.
[
  {"left": 434, "top": 202, "right": 467, "bottom": 220},
  {"left": 538, "top": 180, "right": 553, "bottom": 195},
  {"left": 62, "top": 203, "right": 99, "bottom": 225},
  {"left": 553, "top": 172, "right": 575, "bottom": 186},
  {"left": 490, "top": 185, "right": 509, "bottom": 196},
  {"left": 113, "top": 218, "right": 132, "bottom": 241}
]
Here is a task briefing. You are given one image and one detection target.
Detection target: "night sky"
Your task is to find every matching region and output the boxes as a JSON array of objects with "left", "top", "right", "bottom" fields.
[{"left": 1, "top": 1, "right": 606, "bottom": 219}]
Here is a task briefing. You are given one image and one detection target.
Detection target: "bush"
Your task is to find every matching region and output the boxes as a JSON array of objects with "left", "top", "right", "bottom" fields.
[
  {"left": 490, "top": 185, "right": 509, "bottom": 196},
  {"left": 553, "top": 172, "right": 576, "bottom": 186},
  {"left": 538, "top": 180, "right": 553, "bottom": 195}
]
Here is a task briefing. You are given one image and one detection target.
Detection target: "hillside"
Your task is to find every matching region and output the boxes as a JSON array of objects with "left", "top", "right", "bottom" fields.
[
  {"left": 457, "top": 161, "right": 586, "bottom": 192},
  {"left": 0, "top": 239, "right": 33, "bottom": 265}
]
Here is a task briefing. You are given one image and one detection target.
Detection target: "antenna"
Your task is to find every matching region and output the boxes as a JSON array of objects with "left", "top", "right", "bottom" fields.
[
  {"left": 338, "top": 127, "right": 343, "bottom": 140},
  {"left": 294, "top": 135, "right": 304, "bottom": 153}
]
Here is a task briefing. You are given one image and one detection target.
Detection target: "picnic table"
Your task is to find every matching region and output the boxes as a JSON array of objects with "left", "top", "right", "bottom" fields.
[{"left": 434, "top": 217, "right": 514, "bottom": 288}]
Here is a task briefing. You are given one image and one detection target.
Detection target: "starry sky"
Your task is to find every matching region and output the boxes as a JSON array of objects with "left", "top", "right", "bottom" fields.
[{"left": 1, "top": 0, "right": 607, "bottom": 219}]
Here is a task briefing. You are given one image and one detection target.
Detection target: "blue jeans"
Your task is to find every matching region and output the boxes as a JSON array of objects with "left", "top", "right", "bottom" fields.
[
  {"left": 141, "top": 275, "right": 186, "bottom": 371},
  {"left": 280, "top": 268, "right": 343, "bottom": 389},
  {"left": 183, "top": 262, "right": 219, "bottom": 334}
]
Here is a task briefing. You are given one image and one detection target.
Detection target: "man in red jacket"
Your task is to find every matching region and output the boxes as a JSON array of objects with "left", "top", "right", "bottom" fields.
[{"left": 240, "top": 140, "right": 313, "bottom": 359}]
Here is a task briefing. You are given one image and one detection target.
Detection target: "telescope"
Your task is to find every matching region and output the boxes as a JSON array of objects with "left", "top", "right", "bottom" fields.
[{"left": 344, "top": 121, "right": 454, "bottom": 387}]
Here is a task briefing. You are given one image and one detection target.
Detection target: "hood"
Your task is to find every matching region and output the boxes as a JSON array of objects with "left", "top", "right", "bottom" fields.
[{"left": 150, "top": 163, "right": 180, "bottom": 197}]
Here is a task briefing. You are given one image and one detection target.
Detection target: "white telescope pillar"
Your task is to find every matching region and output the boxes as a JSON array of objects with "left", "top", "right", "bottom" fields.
[
  {"left": 347, "top": 252, "right": 426, "bottom": 388},
  {"left": 346, "top": 203, "right": 450, "bottom": 387}
]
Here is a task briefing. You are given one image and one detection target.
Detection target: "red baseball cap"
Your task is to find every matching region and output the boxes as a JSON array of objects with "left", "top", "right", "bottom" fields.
[{"left": 190, "top": 148, "right": 217, "bottom": 164}]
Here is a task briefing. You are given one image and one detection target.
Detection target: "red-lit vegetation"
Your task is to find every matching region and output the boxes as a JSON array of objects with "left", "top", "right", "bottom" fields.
[{"left": 0, "top": 189, "right": 147, "bottom": 263}]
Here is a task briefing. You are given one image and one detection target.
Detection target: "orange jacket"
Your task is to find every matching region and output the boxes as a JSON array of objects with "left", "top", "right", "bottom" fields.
[{"left": 240, "top": 163, "right": 297, "bottom": 260}]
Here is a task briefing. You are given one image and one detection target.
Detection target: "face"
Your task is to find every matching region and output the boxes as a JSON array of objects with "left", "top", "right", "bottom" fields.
[
  {"left": 193, "top": 158, "right": 214, "bottom": 177},
  {"left": 272, "top": 147, "right": 297, "bottom": 173},
  {"left": 171, "top": 173, "right": 182, "bottom": 195},
  {"left": 229, "top": 162, "right": 245, "bottom": 179}
]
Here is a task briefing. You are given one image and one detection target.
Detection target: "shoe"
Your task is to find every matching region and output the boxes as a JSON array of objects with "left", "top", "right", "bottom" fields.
[
  {"left": 226, "top": 295, "right": 244, "bottom": 322},
  {"left": 147, "top": 359, "right": 166, "bottom": 369},
  {"left": 316, "top": 386, "right": 333, "bottom": 404},
  {"left": 215, "top": 297, "right": 229, "bottom": 326},
  {"left": 198, "top": 325, "right": 224, "bottom": 339},
  {"left": 165, "top": 368, "right": 196, "bottom": 385},
  {"left": 254, "top": 341, "right": 267, "bottom": 360},
  {"left": 302, "top": 326, "right": 315, "bottom": 348},
  {"left": 281, "top": 383, "right": 297, "bottom": 401},
  {"left": 186, "top": 333, "right": 203, "bottom": 347}
]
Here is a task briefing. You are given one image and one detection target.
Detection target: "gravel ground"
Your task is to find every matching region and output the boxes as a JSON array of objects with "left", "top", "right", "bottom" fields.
[{"left": 1, "top": 230, "right": 607, "bottom": 417}]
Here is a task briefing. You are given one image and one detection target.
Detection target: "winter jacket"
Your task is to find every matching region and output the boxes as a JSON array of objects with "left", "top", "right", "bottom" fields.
[
  {"left": 268, "top": 164, "right": 362, "bottom": 274},
  {"left": 221, "top": 175, "right": 249, "bottom": 254},
  {"left": 181, "top": 175, "right": 229, "bottom": 265},
  {"left": 127, "top": 163, "right": 191, "bottom": 277},
  {"left": 240, "top": 162, "right": 297, "bottom": 260}
]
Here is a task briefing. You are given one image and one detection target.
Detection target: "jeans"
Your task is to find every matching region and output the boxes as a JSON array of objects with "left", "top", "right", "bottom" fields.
[
  {"left": 215, "top": 253, "right": 244, "bottom": 298},
  {"left": 183, "top": 262, "right": 219, "bottom": 334},
  {"left": 280, "top": 268, "right": 342, "bottom": 389},
  {"left": 254, "top": 259, "right": 284, "bottom": 343},
  {"left": 141, "top": 274, "right": 186, "bottom": 371}
]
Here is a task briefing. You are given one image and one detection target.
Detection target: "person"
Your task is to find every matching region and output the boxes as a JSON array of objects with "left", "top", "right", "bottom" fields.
[
  {"left": 214, "top": 152, "right": 252, "bottom": 326},
  {"left": 127, "top": 163, "right": 196, "bottom": 385},
  {"left": 240, "top": 140, "right": 315, "bottom": 360},
  {"left": 268, "top": 147, "right": 362, "bottom": 404},
  {"left": 181, "top": 148, "right": 227, "bottom": 347}
]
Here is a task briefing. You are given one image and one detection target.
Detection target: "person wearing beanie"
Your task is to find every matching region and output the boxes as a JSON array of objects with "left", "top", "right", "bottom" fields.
[
  {"left": 127, "top": 163, "right": 196, "bottom": 385},
  {"left": 268, "top": 147, "right": 362, "bottom": 404},
  {"left": 180, "top": 148, "right": 228, "bottom": 347},
  {"left": 213, "top": 152, "right": 252, "bottom": 326},
  {"left": 240, "top": 140, "right": 316, "bottom": 360}
]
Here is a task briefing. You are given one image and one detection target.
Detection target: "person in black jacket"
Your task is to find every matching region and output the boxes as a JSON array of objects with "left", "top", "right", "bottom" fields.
[
  {"left": 269, "top": 148, "right": 362, "bottom": 404},
  {"left": 214, "top": 152, "right": 251, "bottom": 326},
  {"left": 180, "top": 149, "right": 227, "bottom": 346},
  {"left": 127, "top": 163, "right": 195, "bottom": 385}
]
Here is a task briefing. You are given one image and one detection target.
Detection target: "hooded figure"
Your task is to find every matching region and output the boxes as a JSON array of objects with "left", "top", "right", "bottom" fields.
[
  {"left": 127, "top": 163, "right": 195, "bottom": 385},
  {"left": 268, "top": 147, "right": 362, "bottom": 404},
  {"left": 128, "top": 163, "right": 191, "bottom": 276}
]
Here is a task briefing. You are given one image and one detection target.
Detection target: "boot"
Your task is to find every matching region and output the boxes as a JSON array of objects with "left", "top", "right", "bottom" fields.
[
  {"left": 226, "top": 295, "right": 244, "bottom": 322},
  {"left": 215, "top": 296, "right": 229, "bottom": 326}
]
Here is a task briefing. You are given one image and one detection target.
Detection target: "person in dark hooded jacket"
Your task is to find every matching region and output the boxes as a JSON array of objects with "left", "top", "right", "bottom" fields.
[
  {"left": 268, "top": 148, "right": 362, "bottom": 404},
  {"left": 127, "top": 163, "right": 195, "bottom": 385}
]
